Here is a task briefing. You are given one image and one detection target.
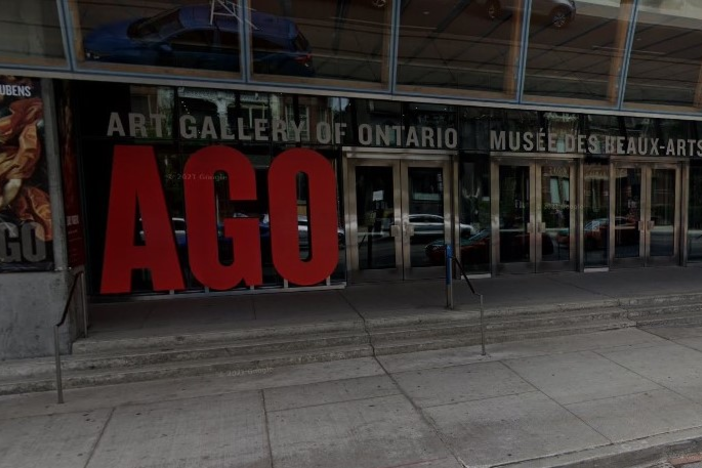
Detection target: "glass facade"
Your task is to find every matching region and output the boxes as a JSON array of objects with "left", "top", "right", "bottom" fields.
[
  {"left": 71, "top": 0, "right": 243, "bottom": 77},
  {"left": 75, "top": 82, "right": 347, "bottom": 295},
  {"left": 625, "top": 1, "right": 702, "bottom": 107},
  {"left": 58, "top": 76, "right": 702, "bottom": 298},
  {"left": 397, "top": 0, "right": 520, "bottom": 94},
  {"left": 0, "top": 0, "right": 65, "bottom": 66},
  {"left": 524, "top": 0, "right": 624, "bottom": 102},
  {"left": 3, "top": 1, "right": 702, "bottom": 118},
  {"left": 253, "top": 0, "right": 391, "bottom": 84}
]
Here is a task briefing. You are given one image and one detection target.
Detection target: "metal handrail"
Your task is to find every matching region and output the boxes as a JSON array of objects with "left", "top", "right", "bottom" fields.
[
  {"left": 53, "top": 270, "right": 85, "bottom": 404},
  {"left": 445, "top": 246, "right": 486, "bottom": 356}
]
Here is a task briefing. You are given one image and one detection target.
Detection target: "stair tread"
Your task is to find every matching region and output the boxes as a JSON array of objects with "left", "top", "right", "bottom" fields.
[
  {"left": 0, "top": 342, "right": 374, "bottom": 386},
  {"left": 1, "top": 311, "right": 635, "bottom": 380}
]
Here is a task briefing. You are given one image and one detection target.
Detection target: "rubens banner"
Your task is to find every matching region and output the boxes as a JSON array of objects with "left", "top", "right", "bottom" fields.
[{"left": 0, "top": 76, "right": 53, "bottom": 272}]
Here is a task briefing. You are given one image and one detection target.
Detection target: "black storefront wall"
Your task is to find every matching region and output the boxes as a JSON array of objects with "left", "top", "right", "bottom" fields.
[{"left": 72, "top": 81, "right": 702, "bottom": 297}]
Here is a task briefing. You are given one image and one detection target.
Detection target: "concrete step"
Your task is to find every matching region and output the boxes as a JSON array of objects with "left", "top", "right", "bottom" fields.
[
  {"left": 371, "top": 319, "right": 633, "bottom": 355},
  {"left": 622, "top": 292, "right": 702, "bottom": 308},
  {"left": 633, "top": 311, "right": 702, "bottom": 328},
  {"left": 58, "top": 309, "right": 626, "bottom": 374},
  {"left": 71, "top": 310, "right": 478, "bottom": 355},
  {"left": 484, "top": 308, "right": 628, "bottom": 331},
  {"left": 627, "top": 302, "right": 702, "bottom": 318},
  {"left": 0, "top": 318, "right": 635, "bottom": 396},
  {"left": 0, "top": 302, "right": 639, "bottom": 395},
  {"left": 0, "top": 342, "right": 375, "bottom": 396}
]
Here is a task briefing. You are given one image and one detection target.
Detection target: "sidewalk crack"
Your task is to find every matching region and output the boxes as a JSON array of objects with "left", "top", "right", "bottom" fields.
[
  {"left": 339, "top": 291, "right": 468, "bottom": 467},
  {"left": 82, "top": 406, "right": 115, "bottom": 468}
]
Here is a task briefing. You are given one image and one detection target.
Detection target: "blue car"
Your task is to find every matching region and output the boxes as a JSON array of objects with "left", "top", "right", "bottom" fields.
[{"left": 83, "top": 5, "right": 314, "bottom": 76}]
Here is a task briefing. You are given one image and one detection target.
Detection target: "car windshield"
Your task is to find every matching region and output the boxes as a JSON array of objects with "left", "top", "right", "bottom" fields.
[
  {"left": 129, "top": 8, "right": 184, "bottom": 40},
  {"left": 294, "top": 31, "right": 310, "bottom": 51}
]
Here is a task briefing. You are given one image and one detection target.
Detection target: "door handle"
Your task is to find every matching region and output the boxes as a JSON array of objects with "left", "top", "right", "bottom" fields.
[
  {"left": 637, "top": 221, "right": 644, "bottom": 231},
  {"left": 540, "top": 222, "right": 546, "bottom": 233},
  {"left": 648, "top": 220, "right": 655, "bottom": 230},
  {"left": 390, "top": 224, "right": 401, "bottom": 238},
  {"left": 404, "top": 221, "right": 415, "bottom": 237}
]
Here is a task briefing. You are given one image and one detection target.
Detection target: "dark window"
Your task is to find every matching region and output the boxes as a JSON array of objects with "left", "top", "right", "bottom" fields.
[
  {"left": 218, "top": 31, "right": 240, "bottom": 53},
  {"left": 169, "top": 30, "right": 214, "bottom": 50},
  {"left": 252, "top": 36, "right": 286, "bottom": 52}
]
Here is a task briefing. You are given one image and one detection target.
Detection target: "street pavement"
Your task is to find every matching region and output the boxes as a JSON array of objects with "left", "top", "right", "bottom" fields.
[{"left": 4, "top": 324, "right": 702, "bottom": 467}]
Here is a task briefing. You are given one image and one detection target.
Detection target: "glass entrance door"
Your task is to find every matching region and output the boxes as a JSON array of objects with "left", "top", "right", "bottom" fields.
[
  {"left": 492, "top": 160, "right": 576, "bottom": 273},
  {"left": 612, "top": 164, "right": 680, "bottom": 267},
  {"left": 347, "top": 158, "right": 451, "bottom": 282}
]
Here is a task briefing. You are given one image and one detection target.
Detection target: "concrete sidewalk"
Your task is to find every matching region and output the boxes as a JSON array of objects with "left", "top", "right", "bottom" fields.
[{"left": 4, "top": 325, "right": 702, "bottom": 468}]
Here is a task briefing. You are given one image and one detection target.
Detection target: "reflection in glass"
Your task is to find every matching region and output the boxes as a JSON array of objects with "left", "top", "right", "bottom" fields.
[
  {"left": 0, "top": 0, "right": 65, "bottom": 64},
  {"left": 689, "top": 166, "right": 702, "bottom": 261},
  {"left": 352, "top": 100, "right": 403, "bottom": 147},
  {"left": 586, "top": 114, "right": 622, "bottom": 156},
  {"left": 625, "top": 2, "right": 701, "bottom": 106},
  {"left": 254, "top": 0, "right": 390, "bottom": 82},
  {"left": 499, "top": 166, "right": 530, "bottom": 263},
  {"left": 650, "top": 169, "right": 675, "bottom": 257},
  {"left": 614, "top": 168, "right": 641, "bottom": 259},
  {"left": 524, "top": 0, "right": 618, "bottom": 100},
  {"left": 545, "top": 113, "right": 580, "bottom": 153},
  {"left": 458, "top": 158, "right": 490, "bottom": 272},
  {"left": 408, "top": 168, "right": 445, "bottom": 268},
  {"left": 130, "top": 86, "right": 175, "bottom": 139},
  {"left": 157, "top": 151, "right": 203, "bottom": 292},
  {"left": 460, "top": 108, "right": 492, "bottom": 152},
  {"left": 583, "top": 165, "right": 609, "bottom": 267},
  {"left": 624, "top": 117, "right": 658, "bottom": 140},
  {"left": 76, "top": 1, "right": 242, "bottom": 74},
  {"left": 397, "top": 0, "right": 520, "bottom": 92},
  {"left": 356, "top": 166, "right": 395, "bottom": 270},
  {"left": 541, "top": 165, "right": 570, "bottom": 262}
]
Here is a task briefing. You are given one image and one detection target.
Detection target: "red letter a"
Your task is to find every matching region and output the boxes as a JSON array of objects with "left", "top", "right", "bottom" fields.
[{"left": 100, "top": 146, "right": 184, "bottom": 294}]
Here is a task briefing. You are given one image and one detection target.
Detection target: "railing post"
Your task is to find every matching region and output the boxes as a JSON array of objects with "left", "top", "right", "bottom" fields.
[
  {"left": 54, "top": 326, "right": 64, "bottom": 404},
  {"left": 446, "top": 244, "right": 454, "bottom": 310},
  {"left": 80, "top": 271, "right": 88, "bottom": 338},
  {"left": 479, "top": 294, "right": 486, "bottom": 356},
  {"left": 53, "top": 270, "right": 85, "bottom": 405}
]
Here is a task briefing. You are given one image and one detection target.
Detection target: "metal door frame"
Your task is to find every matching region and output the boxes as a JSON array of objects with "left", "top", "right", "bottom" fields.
[
  {"left": 536, "top": 160, "right": 577, "bottom": 272},
  {"left": 343, "top": 148, "right": 453, "bottom": 283},
  {"left": 491, "top": 154, "right": 579, "bottom": 275},
  {"left": 401, "top": 160, "right": 452, "bottom": 280},
  {"left": 345, "top": 158, "right": 403, "bottom": 282},
  {"left": 609, "top": 159, "right": 682, "bottom": 268}
]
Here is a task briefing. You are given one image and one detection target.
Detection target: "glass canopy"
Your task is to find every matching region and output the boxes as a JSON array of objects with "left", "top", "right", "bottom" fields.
[{"left": 2, "top": 0, "right": 702, "bottom": 116}]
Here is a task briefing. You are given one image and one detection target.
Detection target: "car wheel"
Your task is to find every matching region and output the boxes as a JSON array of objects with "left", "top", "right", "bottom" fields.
[
  {"left": 372, "top": 0, "right": 387, "bottom": 7},
  {"left": 550, "top": 7, "right": 571, "bottom": 29},
  {"left": 486, "top": 0, "right": 501, "bottom": 20}
]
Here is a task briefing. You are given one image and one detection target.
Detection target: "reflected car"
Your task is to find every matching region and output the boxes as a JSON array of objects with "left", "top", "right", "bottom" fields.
[
  {"left": 556, "top": 217, "right": 639, "bottom": 250},
  {"left": 391, "top": 214, "right": 475, "bottom": 243},
  {"left": 261, "top": 214, "right": 345, "bottom": 248},
  {"left": 425, "top": 228, "right": 554, "bottom": 265},
  {"left": 83, "top": 5, "right": 314, "bottom": 76},
  {"left": 138, "top": 217, "right": 187, "bottom": 248},
  {"left": 483, "top": 0, "right": 576, "bottom": 28}
]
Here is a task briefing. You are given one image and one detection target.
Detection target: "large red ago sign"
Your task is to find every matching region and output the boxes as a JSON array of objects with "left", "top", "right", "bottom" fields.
[{"left": 100, "top": 146, "right": 339, "bottom": 294}]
